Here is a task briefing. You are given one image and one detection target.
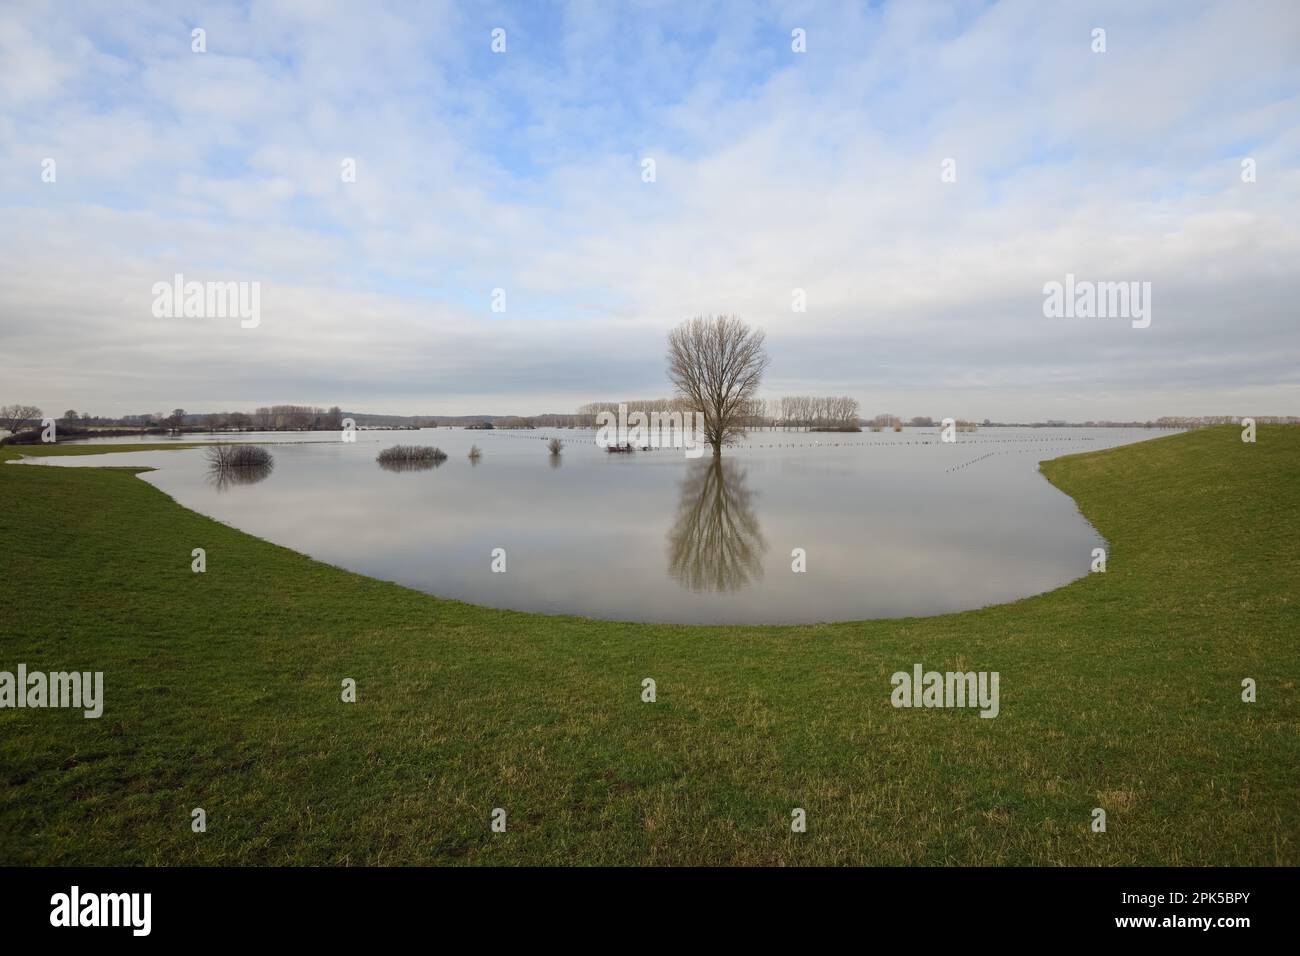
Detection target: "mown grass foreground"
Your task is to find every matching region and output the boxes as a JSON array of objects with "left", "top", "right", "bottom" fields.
[{"left": 1, "top": 427, "right": 1296, "bottom": 865}]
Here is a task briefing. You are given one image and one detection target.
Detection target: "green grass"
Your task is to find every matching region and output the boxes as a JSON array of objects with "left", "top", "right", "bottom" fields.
[{"left": 0, "top": 428, "right": 1296, "bottom": 865}]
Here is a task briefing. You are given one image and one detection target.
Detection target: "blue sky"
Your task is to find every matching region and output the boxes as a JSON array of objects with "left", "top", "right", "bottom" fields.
[{"left": 1, "top": 0, "right": 1298, "bottom": 418}]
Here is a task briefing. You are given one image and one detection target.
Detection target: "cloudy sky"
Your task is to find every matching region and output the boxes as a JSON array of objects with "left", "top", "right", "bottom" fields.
[{"left": 2, "top": 0, "right": 1297, "bottom": 420}]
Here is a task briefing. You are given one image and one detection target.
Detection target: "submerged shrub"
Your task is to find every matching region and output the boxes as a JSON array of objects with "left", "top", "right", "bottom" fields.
[
  {"left": 468, "top": 444, "right": 482, "bottom": 461},
  {"left": 204, "top": 444, "right": 274, "bottom": 490},
  {"left": 376, "top": 444, "right": 448, "bottom": 465},
  {"left": 547, "top": 437, "right": 564, "bottom": 456},
  {"left": 204, "top": 444, "right": 274, "bottom": 468}
]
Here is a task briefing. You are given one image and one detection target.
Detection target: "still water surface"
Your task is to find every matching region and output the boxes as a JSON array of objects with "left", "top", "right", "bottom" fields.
[{"left": 29, "top": 427, "right": 1173, "bottom": 624}]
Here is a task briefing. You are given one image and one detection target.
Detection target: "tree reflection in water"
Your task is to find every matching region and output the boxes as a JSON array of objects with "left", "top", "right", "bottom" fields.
[
  {"left": 206, "top": 460, "right": 274, "bottom": 491},
  {"left": 667, "top": 457, "right": 766, "bottom": 592},
  {"left": 375, "top": 458, "right": 443, "bottom": 474}
]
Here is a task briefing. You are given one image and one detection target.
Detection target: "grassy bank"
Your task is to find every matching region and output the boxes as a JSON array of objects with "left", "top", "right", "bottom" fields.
[{"left": 0, "top": 428, "right": 1296, "bottom": 865}]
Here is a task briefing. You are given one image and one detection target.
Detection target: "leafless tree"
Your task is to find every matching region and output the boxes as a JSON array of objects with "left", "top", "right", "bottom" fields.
[
  {"left": 0, "top": 404, "right": 43, "bottom": 439},
  {"left": 666, "top": 315, "right": 770, "bottom": 456}
]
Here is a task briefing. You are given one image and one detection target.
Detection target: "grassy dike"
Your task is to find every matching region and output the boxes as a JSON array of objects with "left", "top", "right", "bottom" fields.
[{"left": 0, "top": 427, "right": 1296, "bottom": 866}]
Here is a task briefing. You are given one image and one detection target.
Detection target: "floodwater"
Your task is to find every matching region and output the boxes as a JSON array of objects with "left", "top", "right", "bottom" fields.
[{"left": 20, "top": 426, "right": 1174, "bottom": 624}]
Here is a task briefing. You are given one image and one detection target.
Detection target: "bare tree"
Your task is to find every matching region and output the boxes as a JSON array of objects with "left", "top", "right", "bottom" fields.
[
  {"left": 0, "top": 404, "right": 43, "bottom": 439},
  {"left": 666, "top": 315, "right": 770, "bottom": 456}
]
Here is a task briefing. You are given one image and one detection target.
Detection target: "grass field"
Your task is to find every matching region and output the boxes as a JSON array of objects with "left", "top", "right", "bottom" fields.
[{"left": 0, "top": 427, "right": 1296, "bottom": 865}]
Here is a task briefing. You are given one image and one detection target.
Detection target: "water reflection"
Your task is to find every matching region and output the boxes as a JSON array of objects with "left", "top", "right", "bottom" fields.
[
  {"left": 667, "top": 457, "right": 766, "bottom": 593},
  {"left": 206, "top": 460, "right": 274, "bottom": 491},
  {"left": 47, "top": 426, "right": 1170, "bottom": 623},
  {"left": 376, "top": 458, "right": 444, "bottom": 473}
]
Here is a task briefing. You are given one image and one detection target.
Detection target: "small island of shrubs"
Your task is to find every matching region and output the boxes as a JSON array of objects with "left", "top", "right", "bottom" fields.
[{"left": 376, "top": 444, "right": 448, "bottom": 465}]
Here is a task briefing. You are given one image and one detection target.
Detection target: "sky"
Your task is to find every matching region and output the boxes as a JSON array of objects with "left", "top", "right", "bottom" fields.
[{"left": 1, "top": 0, "right": 1298, "bottom": 420}]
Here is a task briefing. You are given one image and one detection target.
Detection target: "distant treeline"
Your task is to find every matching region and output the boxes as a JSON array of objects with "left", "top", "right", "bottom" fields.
[
  {"left": 771, "top": 396, "right": 861, "bottom": 430},
  {"left": 574, "top": 398, "right": 695, "bottom": 428},
  {"left": 212, "top": 406, "right": 345, "bottom": 430},
  {"left": 573, "top": 396, "right": 863, "bottom": 431},
  {"left": 8, "top": 403, "right": 1295, "bottom": 446},
  {"left": 85, "top": 406, "right": 350, "bottom": 432}
]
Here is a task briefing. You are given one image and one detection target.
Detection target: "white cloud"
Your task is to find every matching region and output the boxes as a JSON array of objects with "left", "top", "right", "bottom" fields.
[{"left": 0, "top": 0, "right": 1297, "bottom": 418}]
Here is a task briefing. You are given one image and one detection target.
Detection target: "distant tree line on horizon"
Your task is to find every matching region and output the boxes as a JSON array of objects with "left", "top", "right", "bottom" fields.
[
  {"left": 4, "top": 399, "right": 1298, "bottom": 446},
  {"left": 125, "top": 405, "right": 353, "bottom": 432},
  {"left": 223, "top": 405, "right": 346, "bottom": 431},
  {"left": 574, "top": 396, "right": 863, "bottom": 431},
  {"left": 772, "top": 396, "right": 861, "bottom": 431}
]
